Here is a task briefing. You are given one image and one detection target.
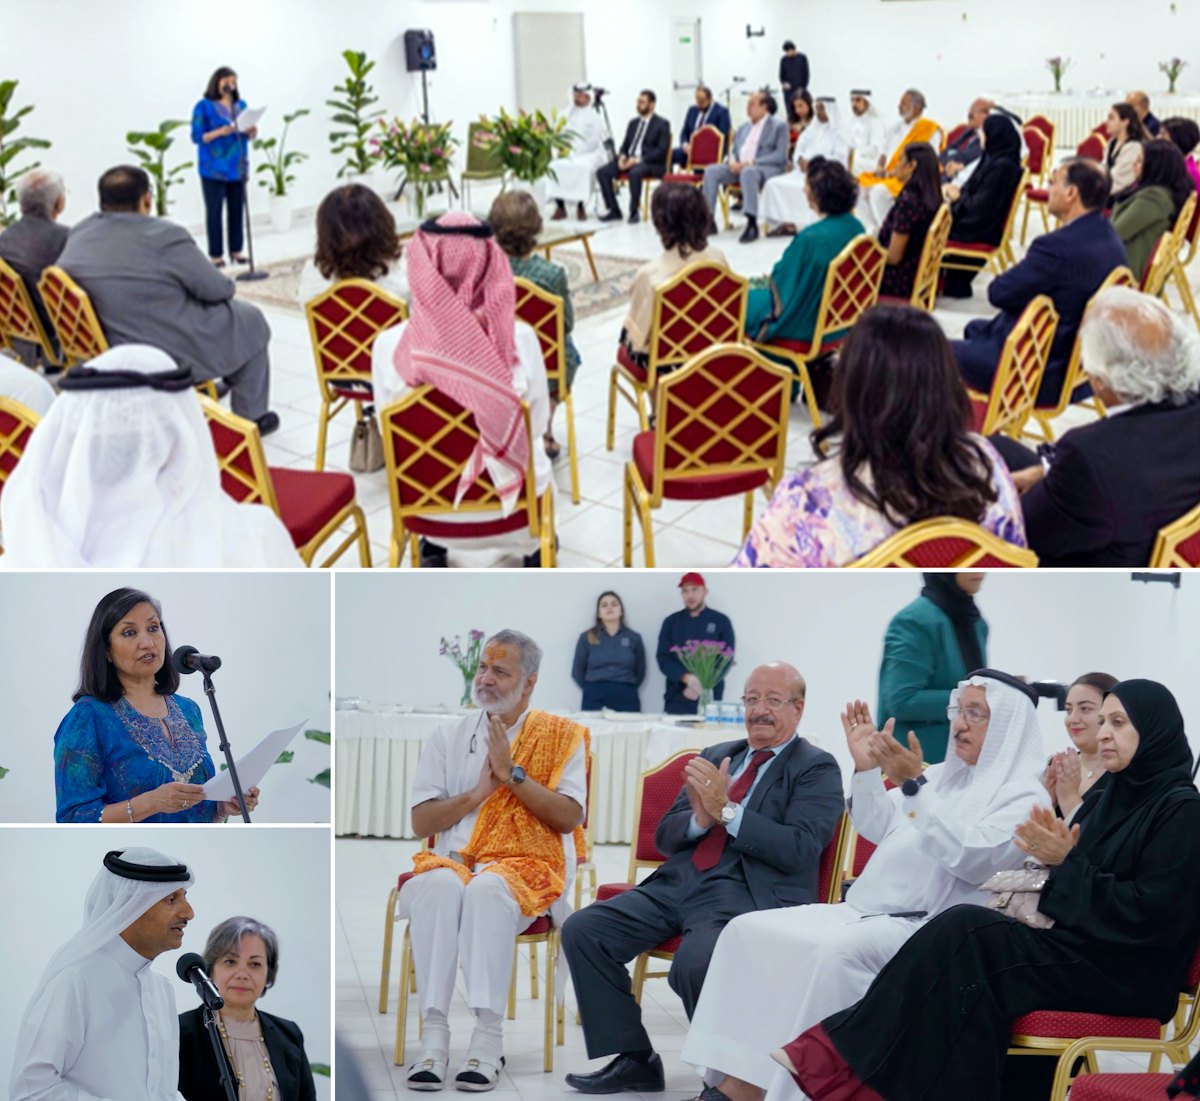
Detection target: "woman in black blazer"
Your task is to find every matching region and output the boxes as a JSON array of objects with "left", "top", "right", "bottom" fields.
[{"left": 179, "top": 916, "right": 316, "bottom": 1101}]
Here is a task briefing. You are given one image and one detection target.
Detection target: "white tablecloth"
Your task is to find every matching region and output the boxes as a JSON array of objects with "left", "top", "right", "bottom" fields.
[
  {"left": 334, "top": 708, "right": 745, "bottom": 841},
  {"left": 997, "top": 92, "right": 1200, "bottom": 150}
]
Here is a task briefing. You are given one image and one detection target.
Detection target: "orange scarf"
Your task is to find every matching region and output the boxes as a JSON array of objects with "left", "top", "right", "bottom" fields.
[
  {"left": 858, "top": 117, "right": 941, "bottom": 196},
  {"left": 411, "top": 710, "right": 590, "bottom": 916}
]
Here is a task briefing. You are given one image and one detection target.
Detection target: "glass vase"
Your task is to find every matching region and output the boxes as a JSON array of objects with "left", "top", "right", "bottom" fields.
[
  {"left": 460, "top": 679, "right": 474, "bottom": 709},
  {"left": 699, "top": 686, "right": 714, "bottom": 715}
]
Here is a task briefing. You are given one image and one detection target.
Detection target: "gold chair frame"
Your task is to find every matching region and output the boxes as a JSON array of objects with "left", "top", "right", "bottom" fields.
[
  {"left": 515, "top": 276, "right": 580, "bottom": 504},
  {"left": 647, "top": 124, "right": 726, "bottom": 214},
  {"left": 847, "top": 518, "right": 1040, "bottom": 568},
  {"left": 575, "top": 750, "right": 599, "bottom": 911},
  {"left": 199, "top": 395, "right": 371, "bottom": 567},
  {"left": 0, "top": 395, "right": 40, "bottom": 526},
  {"left": 606, "top": 259, "right": 749, "bottom": 448},
  {"left": 1018, "top": 124, "right": 1056, "bottom": 245},
  {"left": 751, "top": 234, "right": 887, "bottom": 427},
  {"left": 1140, "top": 230, "right": 1180, "bottom": 300},
  {"left": 909, "top": 203, "right": 952, "bottom": 312},
  {"left": 379, "top": 386, "right": 555, "bottom": 568},
  {"left": 0, "top": 258, "right": 60, "bottom": 367},
  {"left": 1149, "top": 500, "right": 1200, "bottom": 567},
  {"left": 966, "top": 294, "right": 1058, "bottom": 438},
  {"left": 1163, "top": 192, "right": 1200, "bottom": 328},
  {"left": 612, "top": 127, "right": 672, "bottom": 219},
  {"left": 304, "top": 278, "right": 407, "bottom": 471},
  {"left": 942, "top": 169, "right": 1028, "bottom": 276},
  {"left": 624, "top": 343, "right": 792, "bottom": 568}
]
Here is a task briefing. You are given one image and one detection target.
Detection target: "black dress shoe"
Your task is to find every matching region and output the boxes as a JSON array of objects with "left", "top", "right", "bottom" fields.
[
  {"left": 599, "top": 209, "right": 623, "bottom": 223},
  {"left": 738, "top": 221, "right": 760, "bottom": 244},
  {"left": 255, "top": 411, "right": 281, "bottom": 436},
  {"left": 564, "top": 1053, "right": 664, "bottom": 1094},
  {"left": 418, "top": 537, "right": 449, "bottom": 568},
  {"left": 627, "top": 212, "right": 640, "bottom": 225}
]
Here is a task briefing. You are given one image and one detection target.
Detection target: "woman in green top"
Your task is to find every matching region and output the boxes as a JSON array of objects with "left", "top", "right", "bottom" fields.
[
  {"left": 1112, "top": 139, "right": 1196, "bottom": 282},
  {"left": 876, "top": 573, "right": 989, "bottom": 763},
  {"left": 489, "top": 189, "right": 581, "bottom": 460},
  {"left": 744, "top": 156, "right": 864, "bottom": 343}
]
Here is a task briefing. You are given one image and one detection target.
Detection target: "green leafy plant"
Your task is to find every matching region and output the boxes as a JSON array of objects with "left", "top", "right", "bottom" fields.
[
  {"left": 474, "top": 108, "right": 574, "bottom": 184},
  {"left": 1160, "top": 57, "right": 1189, "bottom": 94},
  {"left": 327, "top": 49, "right": 384, "bottom": 177},
  {"left": 309, "top": 767, "right": 331, "bottom": 789},
  {"left": 0, "top": 80, "right": 51, "bottom": 227},
  {"left": 253, "top": 108, "right": 309, "bottom": 197},
  {"left": 126, "top": 120, "right": 193, "bottom": 216},
  {"left": 305, "top": 729, "right": 331, "bottom": 787},
  {"left": 312, "top": 1064, "right": 330, "bottom": 1077},
  {"left": 0, "top": 765, "right": 9, "bottom": 780},
  {"left": 372, "top": 118, "right": 458, "bottom": 216}
]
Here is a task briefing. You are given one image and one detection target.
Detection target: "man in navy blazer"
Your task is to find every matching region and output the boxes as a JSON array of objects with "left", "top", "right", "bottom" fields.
[
  {"left": 562, "top": 661, "right": 844, "bottom": 1094},
  {"left": 991, "top": 287, "right": 1200, "bottom": 566},
  {"left": 954, "top": 158, "right": 1128, "bottom": 405},
  {"left": 671, "top": 85, "right": 732, "bottom": 166}
]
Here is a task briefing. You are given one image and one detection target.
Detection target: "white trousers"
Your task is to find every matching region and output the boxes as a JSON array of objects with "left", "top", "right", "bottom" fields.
[
  {"left": 397, "top": 868, "right": 527, "bottom": 1018},
  {"left": 546, "top": 151, "right": 607, "bottom": 204},
  {"left": 760, "top": 170, "right": 817, "bottom": 230},
  {"left": 680, "top": 903, "right": 921, "bottom": 1094},
  {"left": 855, "top": 183, "right": 895, "bottom": 233}
]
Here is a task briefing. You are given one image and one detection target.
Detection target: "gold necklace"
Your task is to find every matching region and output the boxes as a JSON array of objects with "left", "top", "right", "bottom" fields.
[{"left": 217, "top": 1011, "right": 274, "bottom": 1101}]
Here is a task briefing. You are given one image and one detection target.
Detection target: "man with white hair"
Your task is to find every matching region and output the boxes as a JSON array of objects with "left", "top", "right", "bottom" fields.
[
  {"left": 11, "top": 847, "right": 195, "bottom": 1101},
  {"left": 547, "top": 84, "right": 608, "bottom": 222},
  {"left": 855, "top": 88, "right": 943, "bottom": 231},
  {"left": 993, "top": 286, "right": 1200, "bottom": 566},
  {"left": 0, "top": 169, "right": 69, "bottom": 363},
  {"left": 396, "top": 629, "right": 589, "bottom": 1091}
]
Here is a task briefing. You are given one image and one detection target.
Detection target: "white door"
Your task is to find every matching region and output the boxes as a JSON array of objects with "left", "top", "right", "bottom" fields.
[{"left": 670, "top": 18, "right": 702, "bottom": 137}]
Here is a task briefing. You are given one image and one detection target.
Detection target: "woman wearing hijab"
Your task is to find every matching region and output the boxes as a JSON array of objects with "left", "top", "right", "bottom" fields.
[
  {"left": 0, "top": 345, "right": 300, "bottom": 568},
  {"left": 762, "top": 97, "right": 851, "bottom": 236},
  {"left": 876, "top": 574, "right": 987, "bottom": 764},
  {"left": 370, "top": 212, "right": 552, "bottom": 568},
  {"left": 940, "top": 114, "right": 1025, "bottom": 298},
  {"left": 679, "top": 671, "right": 1049, "bottom": 1101},
  {"left": 773, "top": 678, "right": 1200, "bottom": 1101}
]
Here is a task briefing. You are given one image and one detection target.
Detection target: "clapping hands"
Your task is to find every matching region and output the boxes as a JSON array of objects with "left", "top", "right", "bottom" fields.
[{"left": 1014, "top": 804, "right": 1079, "bottom": 866}]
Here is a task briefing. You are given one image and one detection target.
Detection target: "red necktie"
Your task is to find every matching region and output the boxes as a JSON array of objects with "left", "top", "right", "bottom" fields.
[{"left": 691, "top": 749, "right": 774, "bottom": 871}]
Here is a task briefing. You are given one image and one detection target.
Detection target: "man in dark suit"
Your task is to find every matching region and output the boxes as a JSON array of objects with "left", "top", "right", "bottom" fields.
[
  {"left": 562, "top": 661, "right": 844, "bottom": 1094},
  {"left": 0, "top": 169, "right": 70, "bottom": 363},
  {"left": 940, "top": 98, "right": 991, "bottom": 182},
  {"left": 596, "top": 89, "right": 670, "bottom": 224},
  {"left": 954, "top": 157, "right": 1128, "bottom": 405},
  {"left": 671, "top": 85, "right": 732, "bottom": 167},
  {"left": 992, "top": 287, "right": 1200, "bottom": 566},
  {"left": 1127, "top": 90, "right": 1162, "bottom": 137},
  {"left": 779, "top": 41, "right": 810, "bottom": 121}
]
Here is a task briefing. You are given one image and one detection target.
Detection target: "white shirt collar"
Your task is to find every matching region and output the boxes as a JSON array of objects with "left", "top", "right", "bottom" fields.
[{"left": 104, "top": 936, "right": 154, "bottom": 975}]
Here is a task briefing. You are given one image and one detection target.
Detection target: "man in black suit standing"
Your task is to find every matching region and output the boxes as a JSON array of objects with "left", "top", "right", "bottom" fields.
[
  {"left": 992, "top": 287, "right": 1200, "bottom": 566},
  {"left": 596, "top": 90, "right": 670, "bottom": 224},
  {"left": 562, "top": 661, "right": 844, "bottom": 1094},
  {"left": 779, "top": 41, "right": 810, "bottom": 122}
]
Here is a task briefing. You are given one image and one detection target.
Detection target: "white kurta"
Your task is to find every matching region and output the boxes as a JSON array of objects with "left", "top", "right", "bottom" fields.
[
  {"left": 845, "top": 111, "right": 887, "bottom": 174},
  {"left": 761, "top": 122, "right": 851, "bottom": 229},
  {"left": 11, "top": 938, "right": 179, "bottom": 1101},
  {"left": 546, "top": 106, "right": 609, "bottom": 203}
]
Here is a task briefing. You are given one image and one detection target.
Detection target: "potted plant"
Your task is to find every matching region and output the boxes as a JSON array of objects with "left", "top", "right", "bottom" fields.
[
  {"left": 253, "top": 108, "right": 309, "bottom": 232},
  {"left": 1160, "top": 57, "right": 1189, "bottom": 94},
  {"left": 1045, "top": 56, "right": 1072, "bottom": 94},
  {"left": 473, "top": 108, "right": 574, "bottom": 207},
  {"left": 0, "top": 79, "right": 51, "bottom": 227},
  {"left": 327, "top": 49, "right": 384, "bottom": 181},
  {"left": 126, "top": 120, "right": 193, "bottom": 216},
  {"left": 372, "top": 117, "right": 458, "bottom": 217}
]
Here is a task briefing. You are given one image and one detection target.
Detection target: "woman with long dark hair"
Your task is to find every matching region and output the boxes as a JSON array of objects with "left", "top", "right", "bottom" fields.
[
  {"left": 1105, "top": 102, "right": 1149, "bottom": 197},
  {"left": 571, "top": 591, "right": 646, "bottom": 712},
  {"left": 878, "top": 142, "right": 942, "bottom": 299},
  {"left": 1112, "top": 138, "right": 1197, "bottom": 280},
  {"left": 735, "top": 306, "right": 1025, "bottom": 568}
]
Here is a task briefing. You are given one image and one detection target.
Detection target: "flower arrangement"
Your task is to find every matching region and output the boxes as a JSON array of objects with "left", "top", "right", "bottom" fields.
[
  {"left": 440, "top": 629, "right": 486, "bottom": 708},
  {"left": 1160, "top": 57, "right": 1188, "bottom": 94},
  {"left": 473, "top": 108, "right": 575, "bottom": 184},
  {"left": 670, "top": 639, "right": 735, "bottom": 710},
  {"left": 1046, "top": 56, "right": 1072, "bottom": 94},
  {"left": 372, "top": 118, "right": 457, "bottom": 216}
]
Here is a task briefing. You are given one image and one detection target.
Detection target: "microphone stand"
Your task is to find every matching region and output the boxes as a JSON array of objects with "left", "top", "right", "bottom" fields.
[
  {"left": 202, "top": 1003, "right": 240, "bottom": 1101},
  {"left": 201, "top": 667, "right": 252, "bottom": 823},
  {"left": 232, "top": 97, "right": 268, "bottom": 283}
]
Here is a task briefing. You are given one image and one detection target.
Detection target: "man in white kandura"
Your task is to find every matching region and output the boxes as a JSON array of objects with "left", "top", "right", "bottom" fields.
[
  {"left": 761, "top": 96, "right": 850, "bottom": 236},
  {"left": 547, "top": 84, "right": 609, "bottom": 222},
  {"left": 11, "top": 847, "right": 196, "bottom": 1101},
  {"left": 397, "top": 629, "right": 589, "bottom": 1092},
  {"left": 844, "top": 89, "right": 887, "bottom": 176},
  {"left": 678, "top": 670, "right": 1049, "bottom": 1101}
]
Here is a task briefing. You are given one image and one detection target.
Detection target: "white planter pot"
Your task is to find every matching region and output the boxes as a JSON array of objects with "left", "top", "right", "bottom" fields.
[{"left": 269, "top": 195, "right": 292, "bottom": 233}]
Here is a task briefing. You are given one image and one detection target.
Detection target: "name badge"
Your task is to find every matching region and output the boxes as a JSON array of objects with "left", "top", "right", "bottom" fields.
[{"left": 706, "top": 622, "right": 716, "bottom": 633}]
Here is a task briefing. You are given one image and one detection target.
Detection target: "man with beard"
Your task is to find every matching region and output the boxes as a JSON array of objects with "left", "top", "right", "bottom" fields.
[{"left": 395, "top": 629, "right": 589, "bottom": 1092}]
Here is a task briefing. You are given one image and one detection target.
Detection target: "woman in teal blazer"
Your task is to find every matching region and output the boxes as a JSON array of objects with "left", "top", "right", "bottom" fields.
[{"left": 876, "top": 574, "right": 988, "bottom": 763}]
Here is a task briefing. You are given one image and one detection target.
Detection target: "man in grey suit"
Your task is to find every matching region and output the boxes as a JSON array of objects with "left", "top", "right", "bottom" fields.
[
  {"left": 0, "top": 169, "right": 70, "bottom": 365},
  {"left": 562, "top": 661, "right": 844, "bottom": 1095},
  {"left": 57, "top": 166, "right": 278, "bottom": 433},
  {"left": 702, "top": 92, "right": 790, "bottom": 243}
]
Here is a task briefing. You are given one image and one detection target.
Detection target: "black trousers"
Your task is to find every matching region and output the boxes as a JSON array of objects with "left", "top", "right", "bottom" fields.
[
  {"left": 580, "top": 681, "right": 641, "bottom": 712},
  {"left": 201, "top": 176, "right": 245, "bottom": 259},
  {"left": 596, "top": 161, "right": 663, "bottom": 216}
]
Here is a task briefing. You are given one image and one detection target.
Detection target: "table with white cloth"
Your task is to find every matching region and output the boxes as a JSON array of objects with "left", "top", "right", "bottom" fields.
[
  {"left": 996, "top": 91, "right": 1200, "bottom": 150},
  {"left": 334, "top": 706, "right": 748, "bottom": 841}
]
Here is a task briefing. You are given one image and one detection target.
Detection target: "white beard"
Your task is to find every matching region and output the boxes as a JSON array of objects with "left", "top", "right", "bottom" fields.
[{"left": 473, "top": 681, "right": 526, "bottom": 716}]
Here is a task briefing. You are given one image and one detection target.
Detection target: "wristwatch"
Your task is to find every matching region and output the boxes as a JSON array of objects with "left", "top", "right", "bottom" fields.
[
  {"left": 506, "top": 765, "right": 527, "bottom": 786},
  {"left": 901, "top": 774, "right": 928, "bottom": 798},
  {"left": 720, "top": 802, "right": 739, "bottom": 824}
]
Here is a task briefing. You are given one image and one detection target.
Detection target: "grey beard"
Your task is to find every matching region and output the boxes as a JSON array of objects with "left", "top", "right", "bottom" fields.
[{"left": 473, "top": 682, "right": 525, "bottom": 716}]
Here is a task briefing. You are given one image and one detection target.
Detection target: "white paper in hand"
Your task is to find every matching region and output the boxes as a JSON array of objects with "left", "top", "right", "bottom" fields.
[
  {"left": 202, "top": 719, "right": 306, "bottom": 802},
  {"left": 236, "top": 106, "right": 266, "bottom": 133}
]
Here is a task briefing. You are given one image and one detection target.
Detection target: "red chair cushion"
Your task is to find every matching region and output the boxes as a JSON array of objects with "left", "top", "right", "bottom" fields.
[
  {"left": 331, "top": 383, "right": 373, "bottom": 403},
  {"left": 1025, "top": 188, "right": 1050, "bottom": 202},
  {"left": 877, "top": 295, "right": 910, "bottom": 307},
  {"left": 662, "top": 173, "right": 702, "bottom": 184},
  {"left": 520, "top": 916, "right": 551, "bottom": 935},
  {"left": 1069, "top": 1075, "right": 1176, "bottom": 1101},
  {"left": 632, "top": 430, "right": 769, "bottom": 501},
  {"left": 969, "top": 397, "right": 989, "bottom": 432},
  {"left": 616, "top": 344, "right": 648, "bottom": 383},
  {"left": 946, "top": 240, "right": 996, "bottom": 255},
  {"left": 766, "top": 335, "right": 845, "bottom": 358},
  {"left": 651, "top": 935, "right": 683, "bottom": 953},
  {"left": 270, "top": 467, "right": 357, "bottom": 547},
  {"left": 596, "top": 882, "right": 636, "bottom": 902},
  {"left": 396, "top": 870, "right": 416, "bottom": 892},
  {"left": 1010, "top": 1011, "right": 1161, "bottom": 1040},
  {"left": 405, "top": 509, "right": 532, "bottom": 539}
]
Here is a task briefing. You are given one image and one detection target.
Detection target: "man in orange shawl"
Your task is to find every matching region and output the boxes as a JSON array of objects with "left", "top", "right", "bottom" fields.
[
  {"left": 856, "top": 88, "right": 943, "bottom": 231},
  {"left": 396, "top": 629, "right": 589, "bottom": 1092}
]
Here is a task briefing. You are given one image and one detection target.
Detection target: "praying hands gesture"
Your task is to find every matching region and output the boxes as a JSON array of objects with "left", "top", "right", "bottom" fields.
[
  {"left": 485, "top": 714, "right": 515, "bottom": 783},
  {"left": 684, "top": 755, "right": 731, "bottom": 829},
  {"left": 472, "top": 754, "right": 502, "bottom": 806},
  {"left": 1014, "top": 804, "right": 1080, "bottom": 866},
  {"left": 841, "top": 700, "right": 884, "bottom": 772}
]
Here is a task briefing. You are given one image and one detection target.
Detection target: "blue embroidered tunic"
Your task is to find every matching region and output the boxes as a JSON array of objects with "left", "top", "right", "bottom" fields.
[
  {"left": 191, "top": 98, "right": 249, "bottom": 182},
  {"left": 54, "top": 695, "right": 219, "bottom": 823}
]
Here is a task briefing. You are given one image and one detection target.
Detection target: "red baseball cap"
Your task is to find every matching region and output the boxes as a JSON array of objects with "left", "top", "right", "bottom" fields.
[{"left": 678, "top": 572, "right": 706, "bottom": 588}]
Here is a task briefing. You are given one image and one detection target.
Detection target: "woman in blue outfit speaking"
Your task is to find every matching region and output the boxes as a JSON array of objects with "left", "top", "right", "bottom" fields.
[{"left": 191, "top": 66, "right": 257, "bottom": 266}]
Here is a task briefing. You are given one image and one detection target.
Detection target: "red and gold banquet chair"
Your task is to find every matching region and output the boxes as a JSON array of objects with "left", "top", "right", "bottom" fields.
[
  {"left": 1150, "top": 501, "right": 1200, "bottom": 567},
  {"left": 751, "top": 234, "right": 887, "bottom": 426},
  {"left": 0, "top": 396, "right": 39, "bottom": 554},
  {"left": 943, "top": 122, "right": 970, "bottom": 150},
  {"left": 379, "top": 385, "right": 556, "bottom": 568},
  {"left": 966, "top": 293, "right": 1058, "bottom": 437},
  {"left": 1140, "top": 231, "right": 1181, "bottom": 300},
  {"left": 623, "top": 344, "right": 792, "bottom": 567},
  {"left": 613, "top": 127, "right": 672, "bottom": 220},
  {"left": 0, "top": 258, "right": 60, "bottom": 367},
  {"left": 1025, "top": 114, "right": 1056, "bottom": 150},
  {"left": 847, "top": 519, "right": 1039, "bottom": 568},
  {"left": 838, "top": 776, "right": 897, "bottom": 898},
  {"left": 607, "top": 259, "right": 748, "bottom": 448},
  {"left": 1162, "top": 191, "right": 1199, "bottom": 327},
  {"left": 654, "top": 124, "right": 726, "bottom": 200},
  {"left": 514, "top": 276, "right": 580, "bottom": 504},
  {"left": 199, "top": 395, "right": 371, "bottom": 567},
  {"left": 878, "top": 203, "right": 952, "bottom": 312},
  {"left": 304, "top": 277, "right": 407, "bottom": 471},
  {"left": 941, "top": 168, "right": 1028, "bottom": 277},
  {"left": 1019, "top": 126, "right": 1053, "bottom": 245},
  {"left": 1077, "top": 132, "right": 1107, "bottom": 161}
]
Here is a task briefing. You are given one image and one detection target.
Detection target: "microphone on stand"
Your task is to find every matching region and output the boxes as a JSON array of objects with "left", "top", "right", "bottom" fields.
[
  {"left": 173, "top": 645, "right": 223, "bottom": 675},
  {"left": 183, "top": 950, "right": 239, "bottom": 1101},
  {"left": 177, "top": 953, "right": 224, "bottom": 1010},
  {"left": 231, "top": 82, "right": 268, "bottom": 283}
]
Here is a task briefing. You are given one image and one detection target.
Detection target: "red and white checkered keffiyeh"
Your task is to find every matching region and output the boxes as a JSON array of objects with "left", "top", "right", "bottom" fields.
[{"left": 393, "top": 212, "right": 527, "bottom": 513}]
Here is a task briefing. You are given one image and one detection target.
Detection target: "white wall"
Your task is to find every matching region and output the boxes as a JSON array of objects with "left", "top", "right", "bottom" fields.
[
  {"left": 335, "top": 571, "right": 1200, "bottom": 784},
  {"left": 0, "top": 572, "right": 332, "bottom": 823},
  {"left": 0, "top": 828, "right": 331, "bottom": 1101},
  {"left": 1, "top": 0, "right": 1191, "bottom": 230}
]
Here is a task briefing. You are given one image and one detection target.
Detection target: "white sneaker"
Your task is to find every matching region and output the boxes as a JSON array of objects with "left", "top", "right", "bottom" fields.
[
  {"left": 454, "top": 1054, "right": 504, "bottom": 1092},
  {"left": 406, "top": 1054, "right": 448, "bottom": 1091}
]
